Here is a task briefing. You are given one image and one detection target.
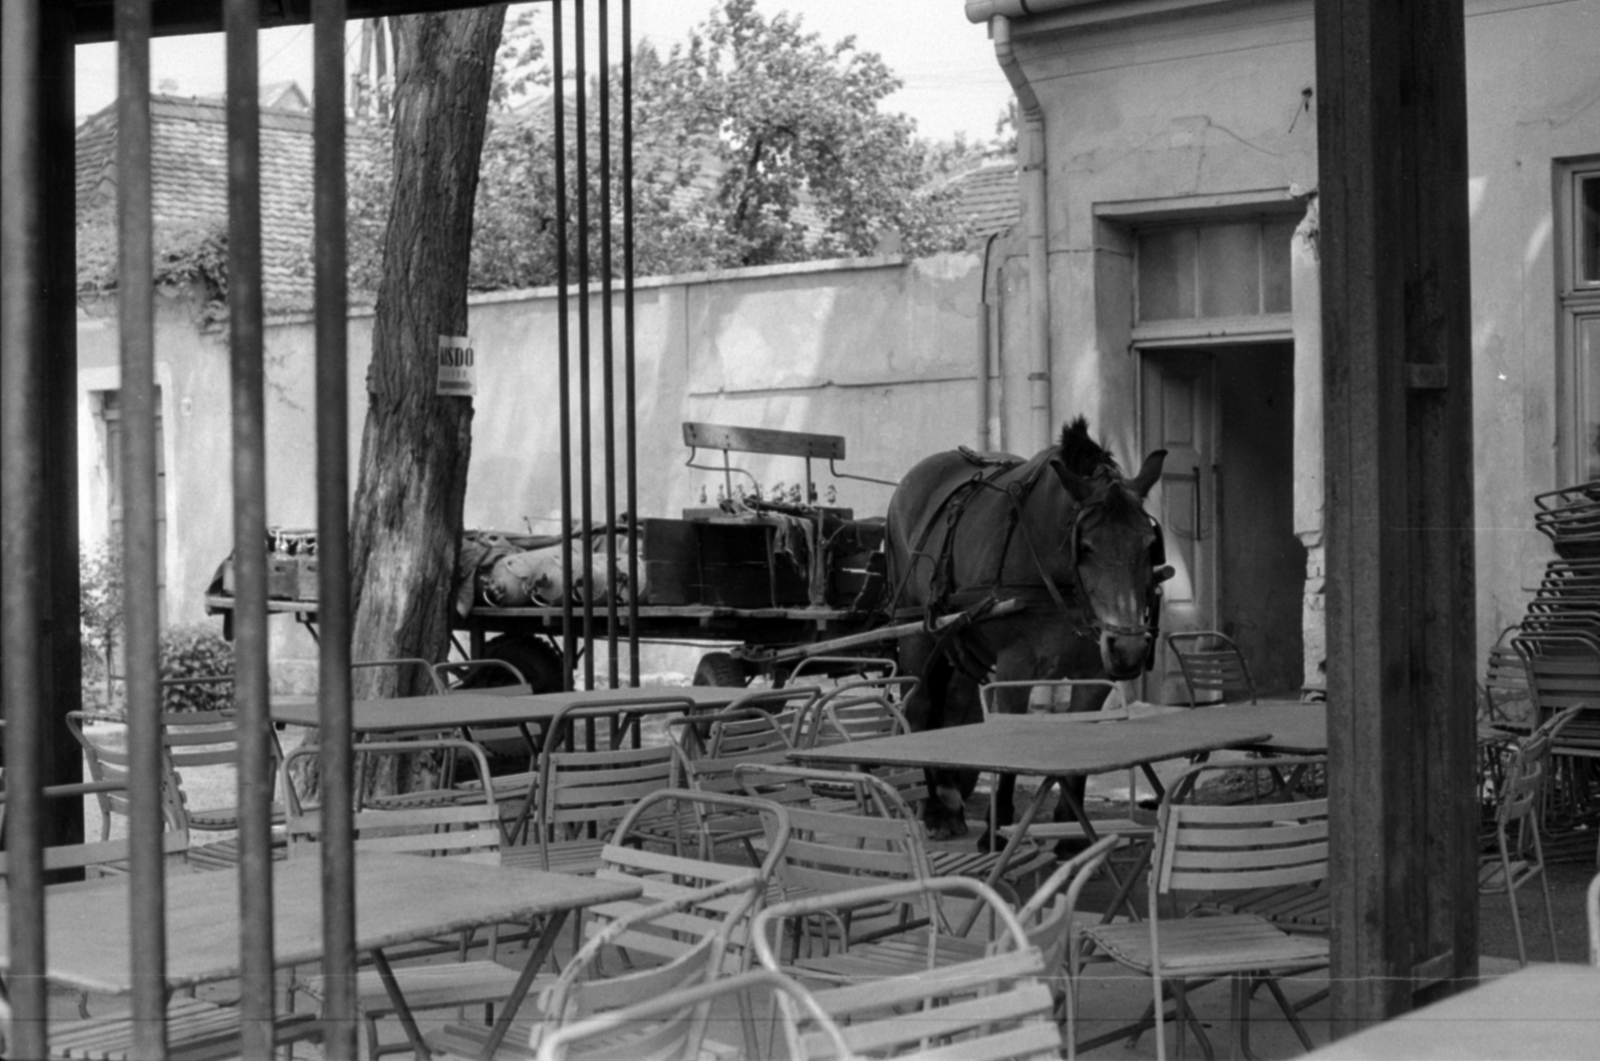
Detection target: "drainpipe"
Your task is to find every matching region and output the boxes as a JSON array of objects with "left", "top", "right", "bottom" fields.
[
  {"left": 976, "top": 232, "right": 999, "bottom": 450},
  {"left": 992, "top": 15, "right": 1052, "bottom": 451}
]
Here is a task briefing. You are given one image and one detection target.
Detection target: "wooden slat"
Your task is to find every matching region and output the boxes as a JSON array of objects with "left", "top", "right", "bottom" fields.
[{"left": 682, "top": 421, "right": 845, "bottom": 460}]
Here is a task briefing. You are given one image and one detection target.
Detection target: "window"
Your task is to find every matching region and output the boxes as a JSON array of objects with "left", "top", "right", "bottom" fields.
[
  {"left": 100, "top": 389, "right": 169, "bottom": 622},
  {"left": 1136, "top": 218, "right": 1297, "bottom": 323},
  {"left": 1558, "top": 161, "right": 1600, "bottom": 485}
]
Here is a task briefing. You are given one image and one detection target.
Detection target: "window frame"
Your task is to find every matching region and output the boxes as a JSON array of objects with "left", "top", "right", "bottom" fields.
[{"left": 1555, "top": 157, "right": 1600, "bottom": 486}]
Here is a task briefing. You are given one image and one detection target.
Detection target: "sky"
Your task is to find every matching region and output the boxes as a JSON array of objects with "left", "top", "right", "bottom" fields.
[{"left": 73, "top": 0, "right": 1015, "bottom": 144}]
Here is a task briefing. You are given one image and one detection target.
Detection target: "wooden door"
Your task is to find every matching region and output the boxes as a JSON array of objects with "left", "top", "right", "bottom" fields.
[{"left": 1140, "top": 351, "right": 1216, "bottom": 704}]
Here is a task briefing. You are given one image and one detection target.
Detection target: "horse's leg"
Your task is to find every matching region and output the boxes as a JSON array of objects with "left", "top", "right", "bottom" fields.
[
  {"left": 1050, "top": 679, "right": 1115, "bottom": 852},
  {"left": 900, "top": 633, "right": 969, "bottom": 840},
  {"left": 975, "top": 645, "right": 1039, "bottom": 852}
]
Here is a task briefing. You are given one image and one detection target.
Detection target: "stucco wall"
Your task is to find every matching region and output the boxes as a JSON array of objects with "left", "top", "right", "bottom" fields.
[
  {"left": 997, "top": 0, "right": 1600, "bottom": 670},
  {"left": 77, "top": 254, "right": 990, "bottom": 686}
]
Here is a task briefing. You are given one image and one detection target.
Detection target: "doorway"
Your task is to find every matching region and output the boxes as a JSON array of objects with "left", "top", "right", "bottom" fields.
[{"left": 1140, "top": 344, "right": 1303, "bottom": 703}]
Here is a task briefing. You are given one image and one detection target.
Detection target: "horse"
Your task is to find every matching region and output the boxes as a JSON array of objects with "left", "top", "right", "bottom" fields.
[{"left": 884, "top": 416, "right": 1170, "bottom": 842}]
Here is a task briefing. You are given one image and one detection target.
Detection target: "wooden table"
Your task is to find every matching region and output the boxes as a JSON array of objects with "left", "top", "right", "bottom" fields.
[
  {"left": 1298, "top": 964, "right": 1600, "bottom": 1060},
  {"left": 793, "top": 710, "right": 1274, "bottom": 924},
  {"left": 0, "top": 852, "right": 642, "bottom": 1059},
  {"left": 271, "top": 684, "right": 752, "bottom": 736},
  {"left": 1145, "top": 699, "right": 1329, "bottom": 754}
]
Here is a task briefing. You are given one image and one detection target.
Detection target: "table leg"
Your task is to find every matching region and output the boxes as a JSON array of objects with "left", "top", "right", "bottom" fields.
[
  {"left": 477, "top": 908, "right": 569, "bottom": 1061},
  {"left": 371, "top": 949, "right": 430, "bottom": 1060},
  {"left": 1055, "top": 781, "right": 1147, "bottom": 923},
  {"left": 956, "top": 775, "right": 1056, "bottom": 936}
]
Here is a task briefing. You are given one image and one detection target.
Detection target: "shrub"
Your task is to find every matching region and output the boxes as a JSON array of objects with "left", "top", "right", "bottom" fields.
[{"left": 159, "top": 624, "right": 235, "bottom": 713}]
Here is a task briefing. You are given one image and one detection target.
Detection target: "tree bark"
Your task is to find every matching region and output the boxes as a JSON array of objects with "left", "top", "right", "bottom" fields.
[{"left": 350, "top": 7, "right": 506, "bottom": 704}]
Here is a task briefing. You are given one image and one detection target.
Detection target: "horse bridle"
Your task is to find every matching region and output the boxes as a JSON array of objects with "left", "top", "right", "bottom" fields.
[{"left": 1062, "top": 489, "right": 1173, "bottom": 666}]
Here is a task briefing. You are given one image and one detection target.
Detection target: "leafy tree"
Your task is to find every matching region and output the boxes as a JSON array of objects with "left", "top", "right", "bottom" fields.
[
  {"left": 346, "top": 0, "right": 975, "bottom": 293},
  {"left": 642, "top": 0, "right": 971, "bottom": 267}
]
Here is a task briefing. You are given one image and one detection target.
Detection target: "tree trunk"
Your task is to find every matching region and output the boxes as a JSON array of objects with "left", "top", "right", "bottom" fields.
[{"left": 349, "top": 7, "right": 506, "bottom": 701}]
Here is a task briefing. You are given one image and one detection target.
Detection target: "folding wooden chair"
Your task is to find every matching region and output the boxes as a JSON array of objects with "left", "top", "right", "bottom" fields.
[
  {"left": 1479, "top": 705, "right": 1585, "bottom": 966},
  {"left": 1081, "top": 757, "right": 1329, "bottom": 1061},
  {"left": 1165, "top": 631, "right": 1257, "bottom": 708},
  {"left": 753, "top": 876, "right": 1065, "bottom": 1061},
  {"left": 532, "top": 968, "right": 852, "bottom": 1061},
  {"left": 283, "top": 737, "right": 521, "bottom": 1061}
]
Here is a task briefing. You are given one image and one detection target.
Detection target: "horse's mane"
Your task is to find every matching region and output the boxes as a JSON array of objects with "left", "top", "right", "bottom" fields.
[
  {"left": 1057, "top": 416, "right": 1140, "bottom": 519},
  {"left": 1058, "top": 416, "right": 1120, "bottom": 478}
]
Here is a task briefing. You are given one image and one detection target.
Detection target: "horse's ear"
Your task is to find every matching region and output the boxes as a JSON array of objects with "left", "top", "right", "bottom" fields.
[
  {"left": 1050, "top": 456, "right": 1094, "bottom": 502},
  {"left": 1129, "top": 449, "right": 1167, "bottom": 498}
]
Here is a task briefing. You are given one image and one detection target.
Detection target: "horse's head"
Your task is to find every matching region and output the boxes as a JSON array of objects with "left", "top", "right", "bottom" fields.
[{"left": 1048, "top": 419, "right": 1171, "bottom": 680}]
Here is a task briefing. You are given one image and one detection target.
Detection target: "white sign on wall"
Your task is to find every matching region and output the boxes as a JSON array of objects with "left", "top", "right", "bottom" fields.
[{"left": 437, "top": 334, "right": 476, "bottom": 397}]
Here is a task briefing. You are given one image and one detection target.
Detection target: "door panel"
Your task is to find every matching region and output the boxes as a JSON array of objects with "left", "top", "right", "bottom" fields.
[{"left": 1141, "top": 352, "right": 1215, "bottom": 703}]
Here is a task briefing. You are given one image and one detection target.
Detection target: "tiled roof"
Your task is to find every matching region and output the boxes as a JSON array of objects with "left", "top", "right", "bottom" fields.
[
  {"left": 948, "top": 158, "right": 1020, "bottom": 241},
  {"left": 76, "top": 92, "right": 376, "bottom": 313}
]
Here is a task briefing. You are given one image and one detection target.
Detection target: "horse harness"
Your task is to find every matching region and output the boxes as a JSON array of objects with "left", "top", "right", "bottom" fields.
[{"left": 890, "top": 447, "right": 1170, "bottom": 680}]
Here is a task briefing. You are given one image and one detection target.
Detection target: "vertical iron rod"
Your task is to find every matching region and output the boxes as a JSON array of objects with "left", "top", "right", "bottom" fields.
[
  {"left": 224, "top": 1, "right": 278, "bottom": 1052},
  {"left": 622, "top": 0, "right": 640, "bottom": 685},
  {"left": 115, "top": 2, "right": 170, "bottom": 1056},
  {"left": 600, "top": 0, "right": 618, "bottom": 686},
  {"left": 576, "top": 0, "right": 595, "bottom": 688},
  {"left": 555, "top": 1, "right": 575, "bottom": 690},
  {"left": 313, "top": 3, "right": 356, "bottom": 1058},
  {"left": 1, "top": 1, "right": 49, "bottom": 1054}
]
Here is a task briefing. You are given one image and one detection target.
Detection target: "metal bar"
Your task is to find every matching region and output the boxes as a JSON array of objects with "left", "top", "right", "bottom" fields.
[
  {"left": 1, "top": 0, "right": 49, "bottom": 1053},
  {"left": 312, "top": 2, "right": 356, "bottom": 1058},
  {"left": 600, "top": 0, "right": 618, "bottom": 688},
  {"left": 43, "top": 0, "right": 88, "bottom": 841},
  {"left": 555, "top": 0, "right": 575, "bottom": 691},
  {"left": 224, "top": 1, "right": 278, "bottom": 1051},
  {"left": 622, "top": 0, "right": 640, "bottom": 686},
  {"left": 115, "top": 3, "right": 171, "bottom": 1055},
  {"left": 576, "top": 0, "right": 595, "bottom": 688}
]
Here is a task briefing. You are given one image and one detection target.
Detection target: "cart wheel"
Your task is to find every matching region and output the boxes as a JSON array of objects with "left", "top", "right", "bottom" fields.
[
  {"left": 694, "top": 651, "right": 748, "bottom": 688},
  {"left": 473, "top": 634, "right": 567, "bottom": 693}
]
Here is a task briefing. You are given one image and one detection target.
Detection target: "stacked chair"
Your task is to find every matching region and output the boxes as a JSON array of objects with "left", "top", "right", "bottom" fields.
[{"left": 1505, "top": 481, "right": 1600, "bottom": 865}]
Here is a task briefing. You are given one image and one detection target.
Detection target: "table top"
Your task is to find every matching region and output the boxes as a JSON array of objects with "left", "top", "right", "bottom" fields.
[
  {"left": 271, "top": 684, "right": 752, "bottom": 732},
  {"left": 1180, "top": 699, "right": 1328, "bottom": 754},
  {"left": 1298, "top": 964, "right": 1600, "bottom": 1060},
  {"left": 791, "top": 709, "right": 1274, "bottom": 776},
  {"left": 0, "top": 852, "right": 641, "bottom": 995}
]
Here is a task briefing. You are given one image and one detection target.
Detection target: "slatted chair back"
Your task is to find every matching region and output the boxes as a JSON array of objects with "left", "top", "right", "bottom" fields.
[
  {"left": 1481, "top": 625, "right": 1534, "bottom": 730},
  {"left": 1153, "top": 759, "right": 1329, "bottom": 901},
  {"left": 525, "top": 880, "right": 765, "bottom": 1059},
  {"left": 531, "top": 722, "right": 677, "bottom": 873},
  {"left": 735, "top": 763, "right": 934, "bottom": 945},
  {"left": 0, "top": 782, "right": 190, "bottom": 881},
  {"left": 1511, "top": 630, "right": 1600, "bottom": 760},
  {"left": 282, "top": 738, "right": 503, "bottom": 859},
  {"left": 793, "top": 677, "right": 921, "bottom": 749},
  {"left": 534, "top": 969, "right": 853, "bottom": 1061},
  {"left": 1164, "top": 631, "right": 1257, "bottom": 708},
  {"left": 666, "top": 709, "right": 796, "bottom": 861},
  {"left": 159, "top": 707, "right": 287, "bottom": 837},
  {"left": 65, "top": 711, "right": 187, "bottom": 839},
  {"left": 593, "top": 790, "right": 789, "bottom": 970},
  {"left": 753, "top": 876, "right": 1063, "bottom": 1061}
]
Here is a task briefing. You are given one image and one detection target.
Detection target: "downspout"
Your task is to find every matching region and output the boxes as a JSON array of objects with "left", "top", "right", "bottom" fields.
[
  {"left": 992, "top": 15, "right": 1052, "bottom": 451},
  {"left": 976, "top": 231, "right": 999, "bottom": 450}
]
